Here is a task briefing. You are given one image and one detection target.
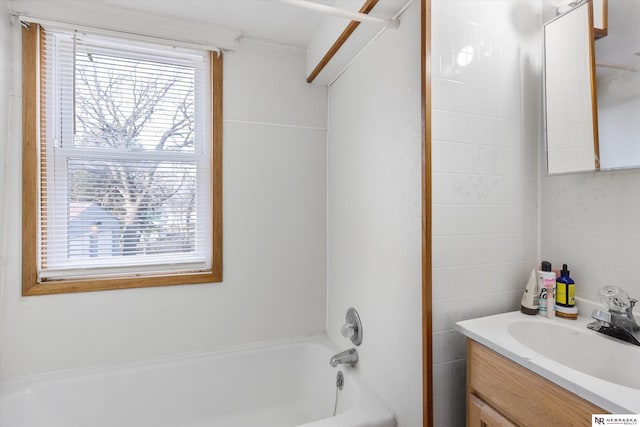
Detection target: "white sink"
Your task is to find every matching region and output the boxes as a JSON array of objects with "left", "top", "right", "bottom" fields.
[
  {"left": 507, "top": 320, "right": 640, "bottom": 390},
  {"left": 455, "top": 309, "right": 640, "bottom": 414}
]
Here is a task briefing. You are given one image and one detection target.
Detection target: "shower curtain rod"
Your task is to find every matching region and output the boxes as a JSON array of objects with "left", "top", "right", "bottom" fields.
[
  {"left": 271, "top": 0, "right": 400, "bottom": 29},
  {"left": 596, "top": 62, "right": 638, "bottom": 72}
]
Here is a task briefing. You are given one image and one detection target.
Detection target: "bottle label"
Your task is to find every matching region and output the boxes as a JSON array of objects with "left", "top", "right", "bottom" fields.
[
  {"left": 556, "top": 282, "right": 576, "bottom": 307},
  {"left": 538, "top": 277, "right": 555, "bottom": 315},
  {"left": 538, "top": 287, "right": 548, "bottom": 314},
  {"left": 568, "top": 284, "right": 575, "bottom": 305},
  {"left": 556, "top": 282, "right": 567, "bottom": 305}
]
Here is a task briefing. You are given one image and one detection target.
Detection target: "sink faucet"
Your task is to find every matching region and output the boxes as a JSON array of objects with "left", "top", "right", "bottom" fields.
[
  {"left": 587, "top": 286, "right": 640, "bottom": 346},
  {"left": 329, "top": 348, "right": 358, "bottom": 367}
]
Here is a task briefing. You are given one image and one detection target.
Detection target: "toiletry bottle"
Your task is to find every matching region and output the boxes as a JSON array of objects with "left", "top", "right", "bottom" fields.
[
  {"left": 537, "top": 261, "right": 556, "bottom": 317},
  {"left": 555, "top": 264, "right": 578, "bottom": 319},
  {"left": 555, "top": 264, "right": 575, "bottom": 307},
  {"left": 520, "top": 268, "right": 539, "bottom": 315}
]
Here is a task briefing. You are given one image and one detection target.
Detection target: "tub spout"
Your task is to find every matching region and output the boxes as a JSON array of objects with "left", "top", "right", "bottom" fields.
[{"left": 330, "top": 348, "right": 358, "bottom": 367}]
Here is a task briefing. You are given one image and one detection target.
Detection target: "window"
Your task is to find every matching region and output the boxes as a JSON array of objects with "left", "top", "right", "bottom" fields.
[{"left": 22, "top": 23, "right": 223, "bottom": 295}]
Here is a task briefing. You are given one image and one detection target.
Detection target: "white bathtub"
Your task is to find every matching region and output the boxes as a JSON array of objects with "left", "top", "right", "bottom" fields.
[{"left": 0, "top": 335, "right": 395, "bottom": 427}]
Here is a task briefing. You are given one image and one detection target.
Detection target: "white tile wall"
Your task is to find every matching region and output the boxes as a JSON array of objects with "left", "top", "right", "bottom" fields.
[{"left": 432, "top": 1, "right": 541, "bottom": 425}]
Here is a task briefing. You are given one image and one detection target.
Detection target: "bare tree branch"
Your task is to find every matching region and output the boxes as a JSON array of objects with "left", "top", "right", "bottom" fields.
[{"left": 72, "top": 52, "right": 198, "bottom": 255}]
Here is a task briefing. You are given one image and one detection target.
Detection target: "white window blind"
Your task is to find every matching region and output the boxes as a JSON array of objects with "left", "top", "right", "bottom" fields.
[{"left": 39, "top": 26, "right": 212, "bottom": 281}]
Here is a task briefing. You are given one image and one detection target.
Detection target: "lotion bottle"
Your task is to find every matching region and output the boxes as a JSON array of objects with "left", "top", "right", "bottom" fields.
[
  {"left": 520, "top": 268, "right": 539, "bottom": 315},
  {"left": 537, "top": 261, "right": 556, "bottom": 318}
]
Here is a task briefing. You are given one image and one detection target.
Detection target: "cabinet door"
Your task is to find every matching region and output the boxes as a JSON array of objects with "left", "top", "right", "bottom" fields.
[{"left": 468, "top": 394, "right": 516, "bottom": 427}]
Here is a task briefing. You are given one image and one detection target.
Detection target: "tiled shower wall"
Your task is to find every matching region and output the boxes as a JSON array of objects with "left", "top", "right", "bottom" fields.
[{"left": 431, "top": 0, "right": 541, "bottom": 425}]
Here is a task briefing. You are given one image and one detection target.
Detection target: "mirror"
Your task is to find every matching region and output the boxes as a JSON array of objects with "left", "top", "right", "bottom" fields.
[
  {"left": 544, "top": 0, "right": 640, "bottom": 174},
  {"left": 594, "top": 0, "right": 640, "bottom": 170},
  {"left": 544, "top": 0, "right": 599, "bottom": 174}
]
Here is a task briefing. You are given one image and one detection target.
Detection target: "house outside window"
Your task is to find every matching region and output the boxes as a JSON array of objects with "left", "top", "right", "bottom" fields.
[{"left": 67, "top": 202, "right": 119, "bottom": 259}]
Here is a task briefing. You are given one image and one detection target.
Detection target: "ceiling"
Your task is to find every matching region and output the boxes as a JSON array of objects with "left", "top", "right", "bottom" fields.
[
  {"left": 8, "top": 0, "right": 409, "bottom": 83},
  {"left": 95, "top": 0, "right": 403, "bottom": 49}
]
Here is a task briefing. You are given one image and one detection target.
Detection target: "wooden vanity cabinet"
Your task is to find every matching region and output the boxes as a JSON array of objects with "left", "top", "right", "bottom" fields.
[
  {"left": 466, "top": 339, "right": 607, "bottom": 426},
  {"left": 468, "top": 393, "right": 516, "bottom": 427}
]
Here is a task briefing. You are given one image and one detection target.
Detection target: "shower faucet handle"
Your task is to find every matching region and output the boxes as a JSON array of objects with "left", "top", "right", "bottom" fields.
[
  {"left": 341, "top": 322, "right": 356, "bottom": 339},
  {"left": 342, "top": 307, "right": 362, "bottom": 346}
]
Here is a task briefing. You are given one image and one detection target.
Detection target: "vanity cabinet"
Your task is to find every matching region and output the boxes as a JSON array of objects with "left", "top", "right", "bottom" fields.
[
  {"left": 466, "top": 339, "right": 607, "bottom": 426},
  {"left": 468, "top": 393, "right": 515, "bottom": 427}
]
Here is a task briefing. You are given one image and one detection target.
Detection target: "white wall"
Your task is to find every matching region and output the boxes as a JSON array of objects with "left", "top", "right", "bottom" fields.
[
  {"left": 597, "top": 71, "right": 640, "bottom": 169},
  {"left": 0, "top": 0, "right": 9, "bottom": 321},
  {"left": 326, "top": 2, "right": 423, "bottom": 426},
  {"left": 540, "top": 0, "right": 640, "bottom": 313},
  {"left": 541, "top": 169, "right": 640, "bottom": 304},
  {"left": 0, "top": 6, "right": 328, "bottom": 380},
  {"left": 431, "top": 0, "right": 541, "bottom": 425}
]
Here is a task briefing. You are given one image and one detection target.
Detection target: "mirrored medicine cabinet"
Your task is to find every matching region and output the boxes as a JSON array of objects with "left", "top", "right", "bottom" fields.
[{"left": 544, "top": 0, "right": 640, "bottom": 175}]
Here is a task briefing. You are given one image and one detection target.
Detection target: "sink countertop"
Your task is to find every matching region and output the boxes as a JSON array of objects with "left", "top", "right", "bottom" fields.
[{"left": 455, "top": 310, "right": 640, "bottom": 414}]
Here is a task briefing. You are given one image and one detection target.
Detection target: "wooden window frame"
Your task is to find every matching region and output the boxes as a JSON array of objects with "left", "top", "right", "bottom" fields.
[{"left": 21, "top": 24, "right": 223, "bottom": 296}]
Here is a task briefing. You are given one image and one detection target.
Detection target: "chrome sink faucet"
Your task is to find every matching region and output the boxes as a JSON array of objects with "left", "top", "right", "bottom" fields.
[{"left": 587, "top": 286, "right": 640, "bottom": 346}]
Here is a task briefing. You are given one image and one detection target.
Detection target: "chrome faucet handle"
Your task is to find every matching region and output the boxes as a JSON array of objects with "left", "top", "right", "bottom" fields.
[
  {"left": 342, "top": 308, "right": 362, "bottom": 346},
  {"left": 599, "top": 286, "right": 631, "bottom": 312},
  {"left": 341, "top": 323, "right": 356, "bottom": 339},
  {"left": 591, "top": 309, "right": 611, "bottom": 324}
]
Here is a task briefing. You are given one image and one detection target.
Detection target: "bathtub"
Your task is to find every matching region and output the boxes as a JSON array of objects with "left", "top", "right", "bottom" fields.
[{"left": 0, "top": 335, "right": 395, "bottom": 427}]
